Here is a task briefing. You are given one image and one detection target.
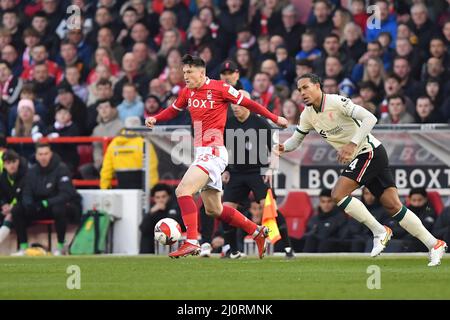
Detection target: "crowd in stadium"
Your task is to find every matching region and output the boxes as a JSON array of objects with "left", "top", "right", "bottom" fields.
[{"left": 0, "top": 0, "right": 450, "bottom": 255}]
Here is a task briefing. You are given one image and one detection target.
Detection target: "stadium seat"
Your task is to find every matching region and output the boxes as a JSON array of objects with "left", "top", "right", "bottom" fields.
[
  {"left": 31, "top": 219, "right": 54, "bottom": 251},
  {"left": 278, "top": 191, "right": 314, "bottom": 239},
  {"left": 77, "top": 144, "right": 94, "bottom": 167},
  {"left": 427, "top": 191, "right": 444, "bottom": 216}
]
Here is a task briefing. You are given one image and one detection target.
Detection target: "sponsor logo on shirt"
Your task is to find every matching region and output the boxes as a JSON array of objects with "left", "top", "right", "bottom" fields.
[{"left": 188, "top": 98, "right": 215, "bottom": 109}]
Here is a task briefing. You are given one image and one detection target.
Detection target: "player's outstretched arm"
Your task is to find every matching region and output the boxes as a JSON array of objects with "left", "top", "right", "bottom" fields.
[
  {"left": 238, "top": 96, "right": 288, "bottom": 128},
  {"left": 273, "top": 128, "right": 307, "bottom": 155},
  {"left": 144, "top": 104, "right": 181, "bottom": 128}
]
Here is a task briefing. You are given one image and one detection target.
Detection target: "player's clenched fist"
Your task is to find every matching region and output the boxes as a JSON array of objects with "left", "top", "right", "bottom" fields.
[
  {"left": 273, "top": 143, "right": 285, "bottom": 156},
  {"left": 276, "top": 116, "right": 288, "bottom": 128},
  {"left": 145, "top": 117, "right": 157, "bottom": 128}
]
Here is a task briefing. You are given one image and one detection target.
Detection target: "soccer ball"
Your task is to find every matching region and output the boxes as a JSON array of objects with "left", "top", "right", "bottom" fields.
[{"left": 154, "top": 218, "right": 182, "bottom": 245}]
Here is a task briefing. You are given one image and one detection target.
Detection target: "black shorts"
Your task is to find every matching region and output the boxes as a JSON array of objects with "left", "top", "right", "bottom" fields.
[
  {"left": 223, "top": 171, "right": 270, "bottom": 204},
  {"left": 341, "top": 144, "right": 396, "bottom": 198}
]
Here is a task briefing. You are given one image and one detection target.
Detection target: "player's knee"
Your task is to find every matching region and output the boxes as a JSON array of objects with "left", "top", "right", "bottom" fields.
[
  {"left": 175, "top": 184, "right": 191, "bottom": 197},
  {"left": 383, "top": 198, "right": 403, "bottom": 215},
  {"left": 330, "top": 188, "right": 345, "bottom": 204},
  {"left": 204, "top": 203, "right": 223, "bottom": 217}
]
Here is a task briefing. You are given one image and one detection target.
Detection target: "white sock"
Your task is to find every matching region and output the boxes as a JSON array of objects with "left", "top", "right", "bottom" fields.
[
  {"left": 393, "top": 206, "right": 437, "bottom": 249},
  {"left": 186, "top": 239, "right": 199, "bottom": 246},
  {"left": 0, "top": 225, "right": 11, "bottom": 243},
  {"left": 337, "top": 196, "right": 386, "bottom": 235}
]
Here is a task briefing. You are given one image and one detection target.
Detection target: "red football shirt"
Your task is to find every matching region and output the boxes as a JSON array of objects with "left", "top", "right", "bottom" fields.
[{"left": 155, "top": 78, "right": 279, "bottom": 147}]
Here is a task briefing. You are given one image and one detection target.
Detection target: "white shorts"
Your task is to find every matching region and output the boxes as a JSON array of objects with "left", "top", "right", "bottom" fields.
[{"left": 192, "top": 146, "right": 228, "bottom": 191}]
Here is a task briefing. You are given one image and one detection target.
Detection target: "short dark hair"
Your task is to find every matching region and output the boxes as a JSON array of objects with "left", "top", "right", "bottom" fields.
[
  {"left": 2, "top": 149, "right": 19, "bottom": 162},
  {"left": 151, "top": 183, "right": 173, "bottom": 197},
  {"left": 409, "top": 187, "right": 427, "bottom": 198},
  {"left": 324, "top": 33, "right": 340, "bottom": 42},
  {"left": 35, "top": 142, "right": 52, "bottom": 151},
  {"left": 387, "top": 94, "right": 405, "bottom": 104},
  {"left": 385, "top": 72, "right": 401, "bottom": 82},
  {"left": 96, "top": 78, "right": 112, "bottom": 87},
  {"left": 297, "top": 73, "right": 323, "bottom": 90},
  {"left": 319, "top": 188, "right": 332, "bottom": 198},
  {"left": 181, "top": 54, "right": 206, "bottom": 68}
]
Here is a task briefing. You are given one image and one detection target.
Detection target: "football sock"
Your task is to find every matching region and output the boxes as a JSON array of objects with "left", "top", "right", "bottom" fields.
[
  {"left": 177, "top": 195, "right": 199, "bottom": 242},
  {"left": 393, "top": 205, "right": 437, "bottom": 249},
  {"left": 219, "top": 205, "right": 258, "bottom": 236},
  {"left": 19, "top": 243, "right": 28, "bottom": 250},
  {"left": 0, "top": 225, "right": 11, "bottom": 243},
  {"left": 337, "top": 196, "right": 386, "bottom": 235},
  {"left": 57, "top": 242, "right": 65, "bottom": 250}
]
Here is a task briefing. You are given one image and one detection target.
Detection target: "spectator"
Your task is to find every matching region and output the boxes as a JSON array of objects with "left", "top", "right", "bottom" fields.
[
  {"left": 87, "top": 46, "right": 120, "bottom": 85},
  {"left": 402, "top": 188, "right": 437, "bottom": 252},
  {"left": 1, "top": 44, "right": 22, "bottom": 77},
  {"left": 422, "top": 57, "right": 447, "bottom": 85},
  {"left": 322, "top": 77, "right": 339, "bottom": 94},
  {"left": 331, "top": 7, "right": 352, "bottom": 43},
  {"left": 21, "top": 28, "right": 41, "bottom": 70},
  {"left": 350, "top": 0, "right": 368, "bottom": 35},
  {"left": 295, "top": 31, "right": 321, "bottom": 61},
  {"left": 100, "top": 116, "right": 159, "bottom": 189},
  {"left": 14, "top": 143, "right": 82, "bottom": 256},
  {"left": 273, "top": 4, "right": 304, "bottom": 57},
  {"left": 55, "top": 82, "right": 88, "bottom": 134},
  {"left": 425, "top": 78, "right": 444, "bottom": 112},
  {"left": 392, "top": 56, "right": 422, "bottom": 101},
  {"left": 275, "top": 45, "right": 296, "bottom": 85},
  {"left": 2, "top": 9, "right": 23, "bottom": 53},
  {"left": 295, "top": 59, "right": 314, "bottom": 80},
  {"left": 41, "top": 0, "right": 64, "bottom": 34},
  {"left": 379, "top": 94, "right": 415, "bottom": 124},
  {"left": 163, "top": 0, "right": 191, "bottom": 31},
  {"left": 64, "top": 65, "right": 88, "bottom": 103},
  {"left": 10, "top": 99, "right": 45, "bottom": 160},
  {"left": 255, "top": 35, "right": 272, "bottom": 63},
  {"left": 228, "top": 23, "right": 258, "bottom": 59},
  {"left": 45, "top": 105, "right": 81, "bottom": 174},
  {"left": 341, "top": 22, "right": 366, "bottom": 65},
  {"left": 117, "top": 83, "right": 144, "bottom": 123},
  {"left": 366, "top": 0, "right": 397, "bottom": 48},
  {"left": 303, "top": 188, "right": 347, "bottom": 253},
  {"left": 21, "top": 44, "right": 63, "bottom": 84},
  {"left": 132, "top": 42, "right": 159, "bottom": 80},
  {"left": 58, "top": 40, "right": 88, "bottom": 82},
  {"left": 260, "top": 58, "right": 288, "bottom": 86},
  {"left": 148, "top": 78, "right": 170, "bottom": 107},
  {"left": 281, "top": 99, "right": 301, "bottom": 126},
  {"left": 250, "top": 0, "right": 281, "bottom": 37},
  {"left": 113, "top": 52, "right": 149, "bottom": 101},
  {"left": 65, "top": 28, "right": 93, "bottom": 67},
  {"left": 153, "top": 10, "right": 187, "bottom": 50},
  {"left": 31, "top": 11, "right": 60, "bottom": 59},
  {"left": 408, "top": 3, "right": 440, "bottom": 55},
  {"left": 79, "top": 99, "right": 123, "bottom": 180},
  {"left": 0, "top": 61, "right": 22, "bottom": 109},
  {"left": 307, "top": 0, "right": 333, "bottom": 48},
  {"left": 144, "top": 95, "right": 164, "bottom": 119},
  {"left": 414, "top": 96, "right": 442, "bottom": 123},
  {"left": 394, "top": 37, "right": 422, "bottom": 79},
  {"left": 217, "top": 0, "right": 247, "bottom": 56},
  {"left": 116, "top": 6, "right": 139, "bottom": 48},
  {"left": 234, "top": 48, "right": 255, "bottom": 88},
  {"left": 96, "top": 27, "right": 125, "bottom": 64},
  {"left": 86, "top": 6, "right": 117, "bottom": 48},
  {"left": 362, "top": 57, "right": 385, "bottom": 100},
  {"left": 129, "top": 22, "right": 153, "bottom": 52},
  {"left": 139, "top": 183, "right": 181, "bottom": 253},
  {"left": 0, "top": 150, "right": 26, "bottom": 244},
  {"left": 187, "top": 17, "right": 214, "bottom": 57},
  {"left": 314, "top": 33, "right": 353, "bottom": 76},
  {"left": 251, "top": 72, "right": 281, "bottom": 115}
]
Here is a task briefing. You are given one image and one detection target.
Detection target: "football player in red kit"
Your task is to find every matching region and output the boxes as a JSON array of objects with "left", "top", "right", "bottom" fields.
[{"left": 145, "top": 55, "right": 288, "bottom": 258}]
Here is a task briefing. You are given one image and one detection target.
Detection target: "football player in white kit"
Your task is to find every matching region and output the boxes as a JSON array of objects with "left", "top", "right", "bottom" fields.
[{"left": 275, "top": 73, "right": 447, "bottom": 266}]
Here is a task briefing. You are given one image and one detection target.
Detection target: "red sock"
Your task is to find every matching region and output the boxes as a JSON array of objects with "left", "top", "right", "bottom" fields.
[
  {"left": 219, "top": 205, "right": 258, "bottom": 235},
  {"left": 177, "top": 196, "right": 198, "bottom": 240}
]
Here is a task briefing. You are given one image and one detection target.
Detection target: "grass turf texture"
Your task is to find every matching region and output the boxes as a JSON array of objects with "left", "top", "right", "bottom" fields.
[{"left": 0, "top": 255, "right": 449, "bottom": 300}]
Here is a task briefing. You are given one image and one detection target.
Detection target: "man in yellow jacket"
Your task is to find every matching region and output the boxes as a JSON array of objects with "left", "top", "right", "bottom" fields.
[{"left": 100, "top": 117, "right": 159, "bottom": 189}]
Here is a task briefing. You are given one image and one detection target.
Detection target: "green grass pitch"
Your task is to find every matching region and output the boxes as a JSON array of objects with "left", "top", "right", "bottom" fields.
[{"left": 0, "top": 255, "right": 449, "bottom": 300}]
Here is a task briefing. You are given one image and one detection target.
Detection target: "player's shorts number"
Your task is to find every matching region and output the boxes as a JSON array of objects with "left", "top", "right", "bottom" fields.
[{"left": 348, "top": 159, "right": 359, "bottom": 171}]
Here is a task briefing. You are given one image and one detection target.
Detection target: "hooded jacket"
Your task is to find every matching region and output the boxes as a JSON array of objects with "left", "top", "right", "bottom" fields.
[{"left": 22, "top": 153, "right": 81, "bottom": 208}]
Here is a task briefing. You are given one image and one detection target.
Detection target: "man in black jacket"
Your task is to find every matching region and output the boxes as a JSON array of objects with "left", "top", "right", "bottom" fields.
[
  {"left": 13, "top": 143, "right": 82, "bottom": 256},
  {"left": 0, "top": 150, "right": 27, "bottom": 244},
  {"left": 303, "top": 189, "right": 347, "bottom": 253}
]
